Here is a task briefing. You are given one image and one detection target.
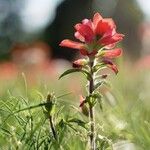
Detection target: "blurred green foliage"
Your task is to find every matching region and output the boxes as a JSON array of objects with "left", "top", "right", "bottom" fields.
[{"left": 0, "top": 61, "right": 150, "bottom": 149}]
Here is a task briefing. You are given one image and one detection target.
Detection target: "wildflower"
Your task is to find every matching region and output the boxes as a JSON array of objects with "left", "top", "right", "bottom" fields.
[
  {"left": 60, "top": 13, "right": 124, "bottom": 56},
  {"left": 59, "top": 12, "right": 124, "bottom": 150}
]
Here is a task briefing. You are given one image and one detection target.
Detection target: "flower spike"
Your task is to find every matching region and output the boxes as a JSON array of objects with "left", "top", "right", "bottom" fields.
[{"left": 60, "top": 12, "right": 124, "bottom": 56}]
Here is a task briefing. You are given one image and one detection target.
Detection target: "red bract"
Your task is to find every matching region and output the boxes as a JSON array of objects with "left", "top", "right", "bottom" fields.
[
  {"left": 59, "top": 12, "right": 124, "bottom": 56},
  {"left": 102, "top": 48, "right": 122, "bottom": 58},
  {"left": 96, "top": 48, "right": 122, "bottom": 59},
  {"left": 79, "top": 95, "right": 85, "bottom": 107},
  {"left": 72, "top": 59, "right": 87, "bottom": 68},
  {"left": 79, "top": 95, "right": 89, "bottom": 117},
  {"left": 102, "top": 59, "right": 118, "bottom": 74}
]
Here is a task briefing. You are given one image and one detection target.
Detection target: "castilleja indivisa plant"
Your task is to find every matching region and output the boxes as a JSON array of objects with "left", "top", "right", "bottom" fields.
[
  {"left": 59, "top": 12, "right": 124, "bottom": 150},
  {"left": 60, "top": 12, "right": 124, "bottom": 74}
]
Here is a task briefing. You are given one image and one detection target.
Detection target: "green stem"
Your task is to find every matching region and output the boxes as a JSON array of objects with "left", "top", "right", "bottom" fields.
[
  {"left": 89, "top": 60, "right": 96, "bottom": 150},
  {"left": 49, "top": 115, "right": 58, "bottom": 141}
]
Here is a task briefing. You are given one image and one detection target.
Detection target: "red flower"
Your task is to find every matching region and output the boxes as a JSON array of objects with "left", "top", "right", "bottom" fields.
[{"left": 60, "top": 13, "right": 124, "bottom": 56}]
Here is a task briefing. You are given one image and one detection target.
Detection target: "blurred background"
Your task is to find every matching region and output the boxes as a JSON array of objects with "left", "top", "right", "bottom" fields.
[
  {"left": 0, "top": 0, "right": 149, "bottom": 78},
  {"left": 0, "top": 0, "right": 149, "bottom": 79}
]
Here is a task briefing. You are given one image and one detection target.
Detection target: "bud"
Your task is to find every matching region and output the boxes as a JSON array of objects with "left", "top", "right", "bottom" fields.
[
  {"left": 45, "top": 93, "right": 55, "bottom": 113},
  {"left": 79, "top": 95, "right": 89, "bottom": 117},
  {"left": 102, "top": 59, "right": 118, "bottom": 74},
  {"left": 96, "top": 48, "right": 122, "bottom": 59},
  {"left": 96, "top": 50, "right": 105, "bottom": 58},
  {"left": 102, "top": 48, "right": 122, "bottom": 58},
  {"left": 72, "top": 59, "right": 88, "bottom": 68}
]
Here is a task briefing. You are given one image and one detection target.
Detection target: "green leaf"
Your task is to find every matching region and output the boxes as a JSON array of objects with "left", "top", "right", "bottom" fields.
[
  {"left": 58, "top": 119, "right": 65, "bottom": 129},
  {"left": 45, "top": 93, "right": 56, "bottom": 115},
  {"left": 94, "top": 81, "right": 104, "bottom": 91},
  {"left": 93, "top": 63, "right": 106, "bottom": 72},
  {"left": 14, "top": 102, "right": 49, "bottom": 114},
  {"left": 0, "top": 127, "right": 12, "bottom": 136},
  {"left": 92, "top": 92, "right": 102, "bottom": 100},
  {"left": 68, "top": 118, "right": 87, "bottom": 129},
  {"left": 87, "top": 92, "right": 103, "bottom": 108},
  {"left": 94, "top": 80, "right": 111, "bottom": 91},
  {"left": 85, "top": 95, "right": 97, "bottom": 107},
  {"left": 59, "top": 68, "right": 92, "bottom": 80},
  {"left": 93, "top": 92, "right": 103, "bottom": 110}
]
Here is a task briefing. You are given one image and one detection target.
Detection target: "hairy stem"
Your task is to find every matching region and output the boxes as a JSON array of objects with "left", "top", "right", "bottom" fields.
[
  {"left": 89, "top": 60, "right": 96, "bottom": 150},
  {"left": 49, "top": 115, "right": 57, "bottom": 141}
]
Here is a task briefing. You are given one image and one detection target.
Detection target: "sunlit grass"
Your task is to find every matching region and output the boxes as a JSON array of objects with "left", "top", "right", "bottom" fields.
[{"left": 0, "top": 64, "right": 150, "bottom": 149}]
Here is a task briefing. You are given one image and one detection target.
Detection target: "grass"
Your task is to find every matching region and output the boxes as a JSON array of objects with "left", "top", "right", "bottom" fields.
[{"left": 0, "top": 63, "right": 150, "bottom": 150}]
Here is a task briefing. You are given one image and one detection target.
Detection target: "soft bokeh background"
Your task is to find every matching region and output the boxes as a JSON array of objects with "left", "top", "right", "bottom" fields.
[
  {"left": 0, "top": 0, "right": 149, "bottom": 59},
  {"left": 0, "top": 0, "right": 150, "bottom": 84},
  {"left": 0, "top": 0, "right": 150, "bottom": 149},
  {"left": 0, "top": 0, "right": 150, "bottom": 77}
]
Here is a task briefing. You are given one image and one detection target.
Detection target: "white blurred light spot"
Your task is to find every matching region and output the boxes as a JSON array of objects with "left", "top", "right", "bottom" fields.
[
  {"left": 137, "top": 0, "right": 150, "bottom": 19},
  {"left": 20, "top": 0, "right": 63, "bottom": 32},
  {"left": 113, "top": 141, "right": 136, "bottom": 150}
]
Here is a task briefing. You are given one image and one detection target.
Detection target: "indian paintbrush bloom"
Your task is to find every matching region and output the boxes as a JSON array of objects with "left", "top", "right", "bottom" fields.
[
  {"left": 59, "top": 12, "right": 124, "bottom": 150},
  {"left": 60, "top": 12, "right": 124, "bottom": 74},
  {"left": 59, "top": 12, "right": 124, "bottom": 57}
]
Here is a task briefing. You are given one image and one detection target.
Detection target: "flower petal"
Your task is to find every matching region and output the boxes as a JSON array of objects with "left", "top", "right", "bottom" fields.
[
  {"left": 74, "top": 31, "right": 85, "bottom": 42},
  {"left": 103, "top": 18, "right": 116, "bottom": 29},
  {"left": 80, "top": 49, "right": 89, "bottom": 55},
  {"left": 93, "top": 13, "right": 103, "bottom": 29},
  {"left": 59, "top": 39, "right": 85, "bottom": 50},
  {"left": 100, "top": 33, "right": 124, "bottom": 45},
  {"left": 74, "top": 23, "right": 94, "bottom": 43},
  {"left": 82, "top": 19, "right": 93, "bottom": 30},
  {"left": 95, "top": 20, "right": 112, "bottom": 36},
  {"left": 108, "top": 63, "right": 118, "bottom": 74},
  {"left": 102, "top": 28, "right": 116, "bottom": 38},
  {"left": 104, "top": 44, "right": 116, "bottom": 49},
  {"left": 102, "top": 48, "right": 122, "bottom": 58},
  {"left": 74, "top": 23, "right": 82, "bottom": 30}
]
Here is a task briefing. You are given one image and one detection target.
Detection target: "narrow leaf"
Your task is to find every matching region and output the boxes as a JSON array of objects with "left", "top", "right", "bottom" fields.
[
  {"left": 93, "top": 63, "right": 106, "bottom": 72},
  {"left": 68, "top": 118, "right": 87, "bottom": 129},
  {"left": 94, "top": 81, "right": 104, "bottom": 91},
  {"left": 14, "top": 102, "right": 48, "bottom": 114},
  {"left": 59, "top": 68, "right": 91, "bottom": 80}
]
